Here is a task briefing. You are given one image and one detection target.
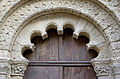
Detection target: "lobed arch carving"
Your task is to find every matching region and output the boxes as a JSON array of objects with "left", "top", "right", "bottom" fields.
[
  {"left": 0, "top": 0, "right": 119, "bottom": 79},
  {"left": 0, "top": 2, "right": 119, "bottom": 51}
]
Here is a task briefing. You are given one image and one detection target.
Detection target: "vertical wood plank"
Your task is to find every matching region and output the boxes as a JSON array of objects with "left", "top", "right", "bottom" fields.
[
  {"left": 73, "top": 67, "right": 85, "bottom": 79},
  {"left": 59, "top": 29, "right": 73, "bottom": 61},
  {"left": 72, "top": 38, "right": 84, "bottom": 61},
  {"left": 63, "top": 67, "right": 73, "bottom": 79},
  {"left": 84, "top": 67, "right": 97, "bottom": 79},
  {"left": 48, "top": 67, "right": 63, "bottom": 79},
  {"left": 33, "top": 36, "right": 50, "bottom": 61},
  {"left": 58, "top": 35, "right": 63, "bottom": 61},
  {"left": 48, "top": 29, "right": 59, "bottom": 61},
  {"left": 24, "top": 66, "right": 49, "bottom": 79}
]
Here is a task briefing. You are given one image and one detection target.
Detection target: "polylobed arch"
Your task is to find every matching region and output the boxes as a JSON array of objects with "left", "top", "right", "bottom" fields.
[
  {"left": 0, "top": 0, "right": 118, "bottom": 50},
  {"left": 13, "top": 13, "right": 105, "bottom": 54},
  {"left": 24, "top": 28, "right": 97, "bottom": 60},
  {"left": 0, "top": 0, "right": 119, "bottom": 55},
  {"left": 0, "top": 0, "right": 119, "bottom": 79}
]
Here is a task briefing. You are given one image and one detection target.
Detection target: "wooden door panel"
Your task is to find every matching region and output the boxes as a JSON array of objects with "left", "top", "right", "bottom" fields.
[
  {"left": 24, "top": 66, "right": 97, "bottom": 79},
  {"left": 59, "top": 31, "right": 73, "bottom": 61},
  {"left": 63, "top": 67, "right": 73, "bottom": 79},
  {"left": 59, "top": 29, "right": 92, "bottom": 61},
  {"left": 59, "top": 29, "right": 85, "bottom": 61},
  {"left": 64, "top": 67, "right": 85, "bottom": 79},
  {"left": 72, "top": 37, "right": 85, "bottom": 61},
  {"left": 23, "top": 28, "right": 97, "bottom": 79},
  {"left": 31, "top": 29, "right": 59, "bottom": 61},
  {"left": 64, "top": 67, "right": 97, "bottom": 79},
  {"left": 48, "top": 29, "right": 59, "bottom": 61},
  {"left": 26, "top": 29, "right": 97, "bottom": 62},
  {"left": 84, "top": 67, "right": 97, "bottom": 79},
  {"left": 31, "top": 36, "right": 50, "bottom": 61},
  {"left": 49, "top": 67, "right": 63, "bottom": 79},
  {"left": 24, "top": 66, "right": 63, "bottom": 79},
  {"left": 24, "top": 66, "right": 49, "bottom": 79}
]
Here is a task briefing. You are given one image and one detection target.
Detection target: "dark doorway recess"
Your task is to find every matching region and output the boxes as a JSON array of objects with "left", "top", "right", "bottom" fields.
[{"left": 23, "top": 28, "right": 98, "bottom": 79}]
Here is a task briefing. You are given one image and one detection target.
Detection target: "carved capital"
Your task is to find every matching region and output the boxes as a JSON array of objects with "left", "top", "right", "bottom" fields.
[
  {"left": 94, "top": 64, "right": 109, "bottom": 76},
  {"left": 11, "top": 59, "right": 29, "bottom": 76},
  {"left": 91, "top": 59, "right": 109, "bottom": 77}
]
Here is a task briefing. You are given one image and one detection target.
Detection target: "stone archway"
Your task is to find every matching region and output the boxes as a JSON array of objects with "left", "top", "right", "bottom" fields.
[
  {"left": 0, "top": 0, "right": 119, "bottom": 79},
  {"left": 11, "top": 12, "right": 110, "bottom": 79}
]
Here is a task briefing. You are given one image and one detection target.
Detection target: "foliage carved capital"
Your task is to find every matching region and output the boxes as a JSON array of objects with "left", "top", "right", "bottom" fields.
[
  {"left": 11, "top": 59, "right": 29, "bottom": 76},
  {"left": 91, "top": 59, "right": 109, "bottom": 77}
]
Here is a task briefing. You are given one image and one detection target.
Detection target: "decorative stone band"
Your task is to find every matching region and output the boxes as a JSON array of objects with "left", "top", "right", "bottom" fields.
[
  {"left": 91, "top": 59, "right": 110, "bottom": 77},
  {"left": 11, "top": 59, "right": 29, "bottom": 77}
]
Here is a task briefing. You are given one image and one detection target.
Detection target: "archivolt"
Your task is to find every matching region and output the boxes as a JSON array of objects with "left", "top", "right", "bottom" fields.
[
  {"left": 0, "top": 0, "right": 119, "bottom": 27},
  {"left": 12, "top": 13, "right": 108, "bottom": 62}
]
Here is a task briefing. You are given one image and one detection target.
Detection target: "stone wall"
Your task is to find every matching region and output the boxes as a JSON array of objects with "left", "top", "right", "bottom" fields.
[{"left": 0, "top": 0, "right": 119, "bottom": 79}]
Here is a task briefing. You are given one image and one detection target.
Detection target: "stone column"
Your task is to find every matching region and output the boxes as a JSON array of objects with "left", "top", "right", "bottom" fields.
[
  {"left": 0, "top": 58, "right": 11, "bottom": 79},
  {"left": 91, "top": 59, "right": 112, "bottom": 79},
  {"left": 0, "top": 50, "right": 12, "bottom": 79},
  {"left": 11, "top": 59, "right": 29, "bottom": 79},
  {"left": 113, "top": 63, "right": 120, "bottom": 79}
]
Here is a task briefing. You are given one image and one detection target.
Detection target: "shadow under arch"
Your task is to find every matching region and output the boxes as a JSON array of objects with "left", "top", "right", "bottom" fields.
[
  {"left": 45, "top": 23, "right": 58, "bottom": 32},
  {"left": 30, "top": 30, "right": 42, "bottom": 41},
  {"left": 63, "top": 23, "right": 75, "bottom": 31},
  {"left": 23, "top": 28, "right": 98, "bottom": 61},
  {"left": 23, "top": 28, "right": 98, "bottom": 79}
]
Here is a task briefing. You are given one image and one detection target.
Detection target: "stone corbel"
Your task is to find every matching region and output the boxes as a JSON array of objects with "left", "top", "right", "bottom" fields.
[
  {"left": 91, "top": 59, "right": 110, "bottom": 79},
  {"left": 11, "top": 58, "right": 29, "bottom": 79},
  {"left": 73, "top": 32, "right": 79, "bottom": 39},
  {"left": 41, "top": 32, "right": 48, "bottom": 40},
  {"left": 57, "top": 28, "right": 63, "bottom": 35}
]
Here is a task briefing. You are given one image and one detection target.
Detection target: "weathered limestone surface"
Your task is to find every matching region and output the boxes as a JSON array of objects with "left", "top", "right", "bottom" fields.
[{"left": 0, "top": 0, "right": 119, "bottom": 79}]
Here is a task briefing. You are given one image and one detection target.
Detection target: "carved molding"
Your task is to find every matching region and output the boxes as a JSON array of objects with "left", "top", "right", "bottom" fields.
[{"left": 94, "top": 64, "right": 109, "bottom": 76}]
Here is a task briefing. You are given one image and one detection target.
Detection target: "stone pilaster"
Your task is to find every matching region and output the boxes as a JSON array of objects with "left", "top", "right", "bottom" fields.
[
  {"left": 11, "top": 59, "right": 29, "bottom": 79},
  {"left": 0, "top": 58, "right": 11, "bottom": 79}
]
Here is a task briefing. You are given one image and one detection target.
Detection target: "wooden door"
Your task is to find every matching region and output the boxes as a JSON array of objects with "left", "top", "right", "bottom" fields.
[{"left": 23, "top": 28, "right": 98, "bottom": 79}]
